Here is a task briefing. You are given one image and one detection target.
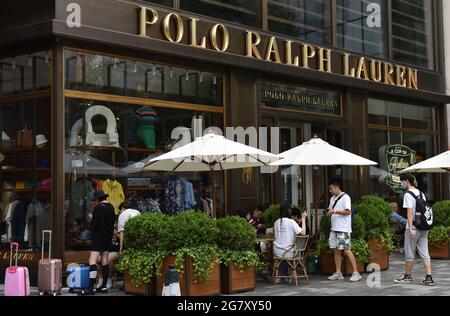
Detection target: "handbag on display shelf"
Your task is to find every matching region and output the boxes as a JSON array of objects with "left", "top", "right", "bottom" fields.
[{"left": 17, "top": 124, "right": 33, "bottom": 147}]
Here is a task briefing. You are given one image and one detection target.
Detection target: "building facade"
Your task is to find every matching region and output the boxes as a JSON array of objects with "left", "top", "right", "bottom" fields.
[{"left": 0, "top": 0, "right": 448, "bottom": 278}]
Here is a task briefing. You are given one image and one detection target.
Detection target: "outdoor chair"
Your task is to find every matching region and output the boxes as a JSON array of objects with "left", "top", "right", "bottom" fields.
[{"left": 272, "top": 235, "right": 310, "bottom": 286}]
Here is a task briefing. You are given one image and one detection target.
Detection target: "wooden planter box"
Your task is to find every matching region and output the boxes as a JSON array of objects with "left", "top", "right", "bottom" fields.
[
  {"left": 183, "top": 257, "right": 221, "bottom": 296},
  {"left": 368, "top": 239, "right": 389, "bottom": 271},
  {"left": 320, "top": 251, "right": 365, "bottom": 276},
  {"left": 429, "top": 241, "right": 449, "bottom": 259},
  {"left": 124, "top": 271, "right": 151, "bottom": 296},
  {"left": 220, "top": 264, "right": 255, "bottom": 294},
  {"left": 124, "top": 256, "right": 220, "bottom": 296}
]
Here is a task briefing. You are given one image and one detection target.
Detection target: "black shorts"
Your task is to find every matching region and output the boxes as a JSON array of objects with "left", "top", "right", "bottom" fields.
[{"left": 92, "top": 237, "right": 112, "bottom": 252}]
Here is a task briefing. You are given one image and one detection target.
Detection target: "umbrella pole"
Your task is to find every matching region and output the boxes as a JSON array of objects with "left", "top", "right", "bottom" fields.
[
  {"left": 211, "top": 170, "right": 217, "bottom": 219},
  {"left": 313, "top": 167, "right": 319, "bottom": 239}
]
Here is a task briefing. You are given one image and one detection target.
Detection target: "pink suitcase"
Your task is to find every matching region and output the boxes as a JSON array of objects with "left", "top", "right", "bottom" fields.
[
  {"left": 38, "top": 230, "right": 62, "bottom": 296},
  {"left": 4, "top": 243, "right": 30, "bottom": 296}
]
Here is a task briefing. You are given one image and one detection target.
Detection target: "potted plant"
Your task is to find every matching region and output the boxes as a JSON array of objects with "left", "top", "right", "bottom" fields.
[
  {"left": 116, "top": 212, "right": 171, "bottom": 295},
  {"left": 428, "top": 201, "right": 450, "bottom": 259},
  {"left": 263, "top": 204, "right": 280, "bottom": 229},
  {"left": 354, "top": 196, "right": 393, "bottom": 271},
  {"left": 217, "top": 216, "right": 260, "bottom": 294},
  {"left": 428, "top": 226, "right": 450, "bottom": 259},
  {"left": 171, "top": 211, "right": 221, "bottom": 296}
]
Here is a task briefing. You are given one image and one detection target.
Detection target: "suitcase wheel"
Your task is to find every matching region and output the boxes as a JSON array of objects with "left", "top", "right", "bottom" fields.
[
  {"left": 53, "top": 292, "right": 58, "bottom": 297},
  {"left": 69, "top": 288, "right": 74, "bottom": 294},
  {"left": 40, "top": 292, "right": 45, "bottom": 296}
]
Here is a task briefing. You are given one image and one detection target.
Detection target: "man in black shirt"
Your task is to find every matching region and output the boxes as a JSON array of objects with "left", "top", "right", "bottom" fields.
[{"left": 80, "top": 190, "right": 115, "bottom": 295}]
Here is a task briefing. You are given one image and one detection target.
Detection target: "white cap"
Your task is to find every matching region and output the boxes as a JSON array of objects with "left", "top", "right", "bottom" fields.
[{"left": 36, "top": 134, "right": 48, "bottom": 146}]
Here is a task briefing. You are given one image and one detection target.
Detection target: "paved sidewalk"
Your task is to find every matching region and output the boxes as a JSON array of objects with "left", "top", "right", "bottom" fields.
[
  {"left": 1, "top": 254, "right": 448, "bottom": 296},
  {"left": 236, "top": 254, "right": 450, "bottom": 296}
]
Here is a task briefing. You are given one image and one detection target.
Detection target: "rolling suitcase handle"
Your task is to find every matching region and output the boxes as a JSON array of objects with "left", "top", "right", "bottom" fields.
[
  {"left": 41, "top": 230, "right": 52, "bottom": 261},
  {"left": 9, "top": 242, "right": 19, "bottom": 273}
]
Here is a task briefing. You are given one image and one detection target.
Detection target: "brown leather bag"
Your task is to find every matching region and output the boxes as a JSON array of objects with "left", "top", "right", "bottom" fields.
[{"left": 17, "top": 124, "right": 33, "bottom": 147}]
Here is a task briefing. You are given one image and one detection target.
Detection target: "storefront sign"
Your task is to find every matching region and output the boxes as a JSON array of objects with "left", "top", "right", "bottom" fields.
[
  {"left": 261, "top": 82, "right": 341, "bottom": 115},
  {"left": 137, "top": 6, "right": 419, "bottom": 90},
  {"left": 379, "top": 145, "right": 417, "bottom": 193},
  {"left": 0, "top": 251, "right": 39, "bottom": 265}
]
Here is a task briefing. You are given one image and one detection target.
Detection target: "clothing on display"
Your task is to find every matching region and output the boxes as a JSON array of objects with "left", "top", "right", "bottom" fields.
[
  {"left": 118, "top": 110, "right": 139, "bottom": 147},
  {"left": 164, "top": 178, "right": 196, "bottom": 215},
  {"left": 102, "top": 179, "right": 125, "bottom": 215},
  {"left": 5, "top": 199, "right": 31, "bottom": 246},
  {"left": 69, "top": 179, "right": 94, "bottom": 224},
  {"left": 136, "top": 106, "right": 157, "bottom": 149},
  {"left": 136, "top": 197, "right": 161, "bottom": 213},
  {"left": 26, "top": 200, "right": 51, "bottom": 248}
]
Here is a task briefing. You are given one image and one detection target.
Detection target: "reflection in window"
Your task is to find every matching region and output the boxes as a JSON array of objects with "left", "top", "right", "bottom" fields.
[
  {"left": 64, "top": 98, "right": 224, "bottom": 251},
  {"left": 0, "top": 51, "right": 52, "bottom": 95},
  {"left": 65, "top": 50, "right": 223, "bottom": 107},
  {"left": 268, "top": 0, "right": 331, "bottom": 45},
  {"left": 392, "top": 0, "right": 434, "bottom": 69},
  {"left": 368, "top": 99, "right": 433, "bottom": 130},
  {"left": 181, "top": 0, "right": 262, "bottom": 28},
  {"left": 336, "top": 0, "right": 387, "bottom": 57}
]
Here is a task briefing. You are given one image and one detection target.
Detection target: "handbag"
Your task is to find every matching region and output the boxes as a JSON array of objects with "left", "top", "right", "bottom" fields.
[{"left": 17, "top": 124, "right": 33, "bottom": 147}]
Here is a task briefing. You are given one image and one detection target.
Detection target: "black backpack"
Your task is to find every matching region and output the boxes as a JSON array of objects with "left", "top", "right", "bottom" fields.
[{"left": 406, "top": 191, "right": 434, "bottom": 231}]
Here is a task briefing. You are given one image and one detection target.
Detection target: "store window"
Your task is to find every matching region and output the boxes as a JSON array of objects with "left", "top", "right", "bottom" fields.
[
  {"left": 0, "top": 51, "right": 51, "bottom": 95},
  {"left": 268, "top": 0, "right": 332, "bottom": 45},
  {"left": 0, "top": 98, "right": 52, "bottom": 249},
  {"left": 368, "top": 99, "right": 436, "bottom": 202},
  {"left": 65, "top": 50, "right": 223, "bottom": 107},
  {"left": 180, "top": 0, "right": 262, "bottom": 28},
  {"left": 392, "top": 0, "right": 434, "bottom": 69},
  {"left": 336, "top": 0, "right": 387, "bottom": 58},
  {"left": 64, "top": 98, "right": 224, "bottom": 251}
]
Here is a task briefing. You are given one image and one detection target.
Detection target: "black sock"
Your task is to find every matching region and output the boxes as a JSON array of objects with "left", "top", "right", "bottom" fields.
[
  {"left": 101, "top": 265, "right": 109, "bottom": 289},
  {"left": 426, "top": 275, "right": 432, "bottom": 279},
  {"left": 89, "top": 265, "right": 97, "bottom": 290}
]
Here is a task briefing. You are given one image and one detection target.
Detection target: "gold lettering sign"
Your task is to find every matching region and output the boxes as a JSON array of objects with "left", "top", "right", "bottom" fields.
[{"left": 137, "top": 5, "right": 420, "bottom": 90}]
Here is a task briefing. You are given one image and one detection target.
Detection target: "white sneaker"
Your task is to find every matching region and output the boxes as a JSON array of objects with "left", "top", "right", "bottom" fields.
[
  {"left": 107, "top": 278, "right": 113, "bottom": 290},
  {"left": 349, "top": 272, "right": 362, "bottom": 282},
  {"left": 328, "top": 273, "right": 344, "bottom": 281},
  {"left": 96, "top": 278, "right": 103, "bottom": 288}
]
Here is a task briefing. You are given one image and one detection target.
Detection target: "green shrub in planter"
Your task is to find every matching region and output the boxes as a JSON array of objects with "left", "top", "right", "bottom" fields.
[
  {"left": 432, "top": 201, "right": 450, "bottom": 227},
  {"left": 429, "top": 226, "right": 450, "bottom": 248},
  {"left": 116, "top": 249, "right": 166, "bottom": 286},
  {"left": 217, "top": 216, "right": 260, "bottom": 271},
  {"left": 264, "top": 204, "right": 280, "bottom": 228},
  {"left": 352, "top": 214, "right": 366, "bottom": 240},
  {"left": 170, "top": 211, "right": 220, "bottom": 283},
  {"left": 217, "top": 216, "right": 256, "bottom": 251},
  {"left": 169, "top": 210, "right": 219, "bottom": 251},
  {"left": 320, "top": 215, "right": 331, "bottom": 235},
  {"left": 123, "top": 212, "right": 171, "bottom": 252},
  {"left": 312, "top": 238, "right": 330, "bottom": 257},
  {"left": 351, "top": 238, "right": 371, "bottom": 264}
]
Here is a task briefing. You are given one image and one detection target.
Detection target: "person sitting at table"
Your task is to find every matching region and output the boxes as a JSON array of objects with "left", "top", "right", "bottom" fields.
[
  {"left": 273, "top": 203, "right": 307, "bottom": 281},
  {"left": 291, "top": 207, "right": 310, "bottom": 236},
  {"left": 252, "top": 205, "right": 267, "bottom": 236},
  {"left": 236, "top": 209, "right": 255, "bottom": 225},
  {"left": 390, "top": 201, "right": 407, "bottom": 229}
]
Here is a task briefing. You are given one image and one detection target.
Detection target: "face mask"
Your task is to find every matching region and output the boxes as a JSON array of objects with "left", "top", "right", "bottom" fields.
[{"left": 400, "top": 182, "right": 407, "bottom": 190}]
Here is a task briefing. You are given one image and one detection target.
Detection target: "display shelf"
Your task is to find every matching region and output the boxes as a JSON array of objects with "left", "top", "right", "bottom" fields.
[
  {"left": 0, "top": 147, "right": 51, "bottom": 153},
  {"left": 127, "top": 186, "right": 164, "bottom": 191},
  {"left": 1, "top": 188, "right": 51, "bottom": 192},
  {"left": 69, "top": 146, "right": 163, "bottom": 153},
  {"left": 0, "top": 168, "right": 51, "bottom": 173}
]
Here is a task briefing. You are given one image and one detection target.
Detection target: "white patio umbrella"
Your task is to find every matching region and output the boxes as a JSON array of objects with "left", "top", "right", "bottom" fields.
[
  {"left": 142, "top": 133, "right": 280, "bottom": 218},
  {"left": 400, "top": 148, "right": 450, "bottom": 173},
  {"left": 271, "top": 136, "right": 377, "bottom": 235}
]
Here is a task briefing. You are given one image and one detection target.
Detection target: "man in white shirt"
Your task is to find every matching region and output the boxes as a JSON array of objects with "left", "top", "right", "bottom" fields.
[
  {"left": 326, "top": 179, "right": 362, "bottom": 282},
  {"left": 118, "top": 200, "right": 141, "bottom": 253},
  {"left": 394, "top": 173, "right": 434, "bottom": 286}
]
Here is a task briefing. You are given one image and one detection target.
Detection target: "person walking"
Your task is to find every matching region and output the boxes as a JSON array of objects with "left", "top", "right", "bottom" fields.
[{"left": 394, "top": 173, "right": 434, "bottom": 286}]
